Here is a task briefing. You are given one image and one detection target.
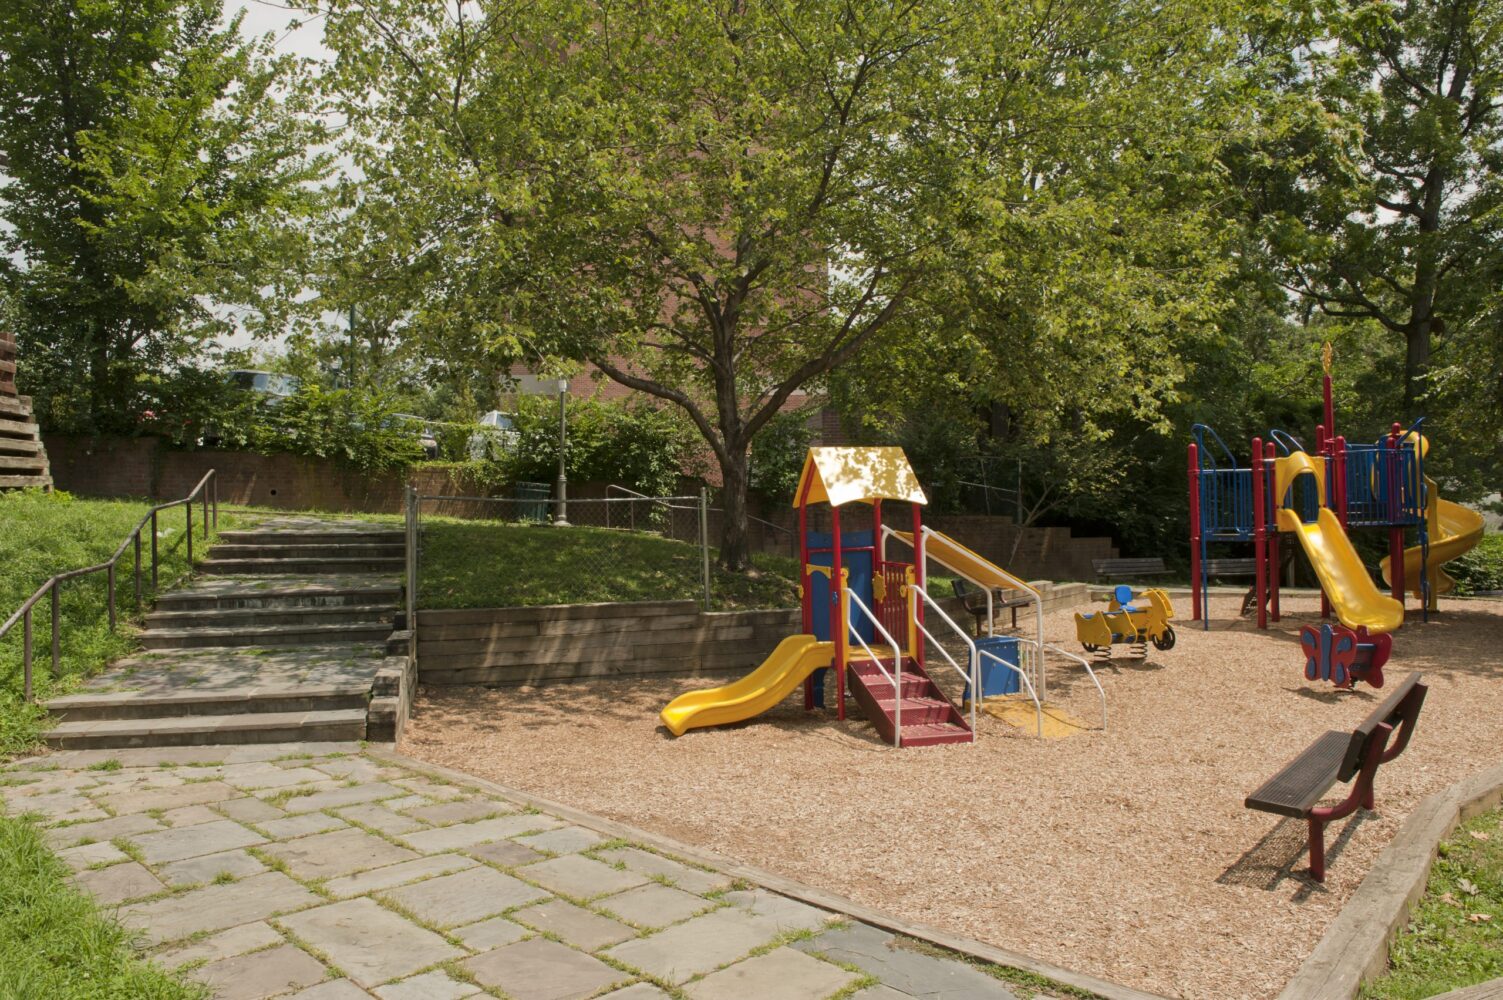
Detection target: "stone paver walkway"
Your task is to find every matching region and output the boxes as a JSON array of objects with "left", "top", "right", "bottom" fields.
[{"left": 1, "top": 744, "right": 1035, "bottom": 1000}]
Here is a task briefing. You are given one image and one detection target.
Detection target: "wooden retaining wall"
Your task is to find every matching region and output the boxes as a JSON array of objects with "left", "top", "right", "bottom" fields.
[
  {"left": 416, "top": 601, "right": 801, "bottom": 686},
  {"left": 416, "top": 584, "right": 1092, "bottom": 688}
]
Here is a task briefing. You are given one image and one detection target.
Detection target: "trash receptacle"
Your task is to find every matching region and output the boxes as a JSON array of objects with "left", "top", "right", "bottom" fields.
[
  {"left": 513, "top": 481, "right": 551, "bottom": 523},
  {"left": 964, "top": 635, "right": 1022, "bottom": 702}
]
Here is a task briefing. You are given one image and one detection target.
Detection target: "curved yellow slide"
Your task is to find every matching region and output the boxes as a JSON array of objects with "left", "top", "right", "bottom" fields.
[
  {"left": 1381, "top": 492, "right": 1485, "bottom": 607},
  {"left": 660, "top": 635, "right": 834, "bottom": 737},
  {"left": 1276, "top": 507, "right": 1406, "bottom": 634}
]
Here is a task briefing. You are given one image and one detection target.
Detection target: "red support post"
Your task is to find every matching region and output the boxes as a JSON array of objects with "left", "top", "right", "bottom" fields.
[
  {"left": 1188, "top": 443, "right": 1202, "bottom": 622},
  {"left": 1266, "top": 441, "right": 1281, "bottom": 622},
  {"left": 1317, "top": 424, "right": 1330, "bottom": 619},
  {"left": 832, "top": 506, "right": 845, "bottom": 721},
  {"left": 1252, "top": 436, "right": 1266, "bottom": 629},
  {"left": 798, "top": 488, "right": 812, "bottom": 710}
]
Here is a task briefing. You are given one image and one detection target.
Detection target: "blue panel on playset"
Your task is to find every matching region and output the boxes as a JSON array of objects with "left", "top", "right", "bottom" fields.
[
  {"left": 964, "top": 635, "right": 1021, "bottom": 700},
  {"left": 807, "top": 530, "right": 875, "bottom": 644}
]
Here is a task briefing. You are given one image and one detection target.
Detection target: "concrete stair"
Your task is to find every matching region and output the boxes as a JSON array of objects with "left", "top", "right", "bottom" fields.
[{"left": 42, "top": 520, "right": 407, "bottom": 750}]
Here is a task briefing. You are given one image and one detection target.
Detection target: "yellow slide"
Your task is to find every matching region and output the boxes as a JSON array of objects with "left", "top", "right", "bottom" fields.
[
  {"left": 1277, "top": 507, "right": 1405, "bottom": 634},
  {"left": 1381, "top": 492, "right": 1485, "bottom": 608},
  {"left": 660, "top": 635, "right": 834, "bottom": 736},
  {"left": 888, "top": 529, "right": 1037, "bottom": 596}
]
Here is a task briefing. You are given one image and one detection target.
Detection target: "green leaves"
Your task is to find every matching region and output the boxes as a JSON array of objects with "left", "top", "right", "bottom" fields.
[{"left": 0, "top": 0, "right": 331, "bottom": 434}]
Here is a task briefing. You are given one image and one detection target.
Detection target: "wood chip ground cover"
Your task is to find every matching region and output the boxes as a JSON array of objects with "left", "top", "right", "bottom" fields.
[{"left": 401, "top": 595, "right": 1503, "bottom": 1000}]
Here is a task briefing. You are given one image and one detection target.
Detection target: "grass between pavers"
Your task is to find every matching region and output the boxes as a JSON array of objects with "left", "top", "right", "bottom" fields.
[
  {"left": 1362, "top": 806, "right": 1503, "bottom": 999},
  {"left": 417, "top": 518, "right": 799, "bottom": 611},
  {"left": 0, "top": 490, "right": 241, "bottom": 757},
  {"left": 0, "top": 812, "right": 207, "bottom": 999}
]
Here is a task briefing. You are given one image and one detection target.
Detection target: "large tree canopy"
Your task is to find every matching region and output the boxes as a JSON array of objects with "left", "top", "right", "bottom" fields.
[
  {"left": 318, "top": 0, "right": 1243, "bottom": 567},
  {"left": 0, "top": 0, "right": 330, "bottom": 433}
]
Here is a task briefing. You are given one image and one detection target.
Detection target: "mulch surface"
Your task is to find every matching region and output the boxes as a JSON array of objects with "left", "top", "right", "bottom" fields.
[{"left": 401, "top": 595, "right": 1503, "bottom": 999}]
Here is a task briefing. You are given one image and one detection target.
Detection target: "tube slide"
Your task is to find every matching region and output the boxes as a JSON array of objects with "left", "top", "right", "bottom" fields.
[
  {"left": 1276, "top": 507, "right": 1405, "bottom": 634},
  {"left": 659, "top": 635, "right": 834, "bottom": 736},
  {"left": 1381, "top": 493, "right": 1485, "bottom": 605}
]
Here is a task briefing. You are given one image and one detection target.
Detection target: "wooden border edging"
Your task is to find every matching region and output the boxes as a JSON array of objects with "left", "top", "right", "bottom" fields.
[
  {"left": 1278, "top": 760, "right": 1503, "bottom": 999},
  {"left": 369, "top": 748, "right": 1169, "bottom": 1000}
]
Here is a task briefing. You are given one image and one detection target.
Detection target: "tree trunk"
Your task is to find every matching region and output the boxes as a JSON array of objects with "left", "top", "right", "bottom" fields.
[{"left": 717, "top": 446, "right": 753, "bottom": 572}]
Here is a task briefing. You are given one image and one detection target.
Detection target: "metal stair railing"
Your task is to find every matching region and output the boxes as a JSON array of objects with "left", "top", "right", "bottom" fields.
[
  {"left": 906, "top": 583, "right": 978, "bottom": 741},
  {"left": 0, "top": 469, "right": 217, "bottom": 701},
  {"left": 843, "top": 587, "right": 906, "bottom": 748}
]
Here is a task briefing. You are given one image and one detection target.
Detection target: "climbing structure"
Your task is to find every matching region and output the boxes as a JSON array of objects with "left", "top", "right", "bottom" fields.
[
  {"left": 1187, "top": 362, "right": 1478, "bottom": 628},
  {"left": 0, "top": 331, "right": 52, "bottom": 491}
]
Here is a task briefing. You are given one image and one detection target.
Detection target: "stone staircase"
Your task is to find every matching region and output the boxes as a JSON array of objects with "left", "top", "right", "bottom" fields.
[
  {"left": 846, "top": 657, "right": 974, "bottom": 748},
  {"left": 0, "top": 331, "right": 52, "bottom": 490},
  {"left": 42, "top": 519, "right": 411, "bottom": 750}
]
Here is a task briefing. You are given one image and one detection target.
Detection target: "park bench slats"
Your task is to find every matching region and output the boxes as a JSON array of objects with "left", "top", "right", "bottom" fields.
[
  {"left": 1205, "top": 557, "right": 1257, "bottom": 577},
  {"left": 1243, "top": 671, "right": 1426, "bottom": 880},
  {"left": 1092, "top": 557, "right": 1168, "bottom": 580},
  {"left": 1244, "top": 730, "right": 1349, "bottom": 817},
  {"left": 951, "top": 579, "right": 1032, "bottom": 633}
]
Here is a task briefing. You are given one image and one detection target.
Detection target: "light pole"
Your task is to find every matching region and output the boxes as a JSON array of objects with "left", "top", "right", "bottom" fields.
[{"left": 553, "top": 379, "right": 569, "bottom": 526}]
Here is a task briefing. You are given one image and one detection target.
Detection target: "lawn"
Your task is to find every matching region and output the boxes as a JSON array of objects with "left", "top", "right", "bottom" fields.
[
  {"left": 0, "top": 489, "right": 232, "bottom": 756},
  {"left": 0, "top": 812, "right": 205, "bottom": 999},
  {"left": 419, "top": 519, "right": 799, "bottom": 611},
  {"left": 1363, "top": 806, "right": 1503, "bottom": 999}
]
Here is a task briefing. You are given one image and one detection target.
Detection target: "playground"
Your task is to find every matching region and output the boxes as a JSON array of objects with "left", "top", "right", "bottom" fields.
[
  {"left": 402, "top": 419, "right": 1498, "bottom": 998},
  {"left": 403, "top": 593, "right": 1503, "bottom": 999}
]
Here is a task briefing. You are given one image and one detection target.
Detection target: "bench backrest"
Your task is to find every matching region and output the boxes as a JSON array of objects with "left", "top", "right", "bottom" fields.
[
  {"left": 1092, "top": 557, "right": 1168, "bottom": 575},
  {"left": 1205, "top": 558, "right": 1257, "bottom": 575},
  {"left": 1339, "top": 672, "right": 1427, "bottom": 782}
]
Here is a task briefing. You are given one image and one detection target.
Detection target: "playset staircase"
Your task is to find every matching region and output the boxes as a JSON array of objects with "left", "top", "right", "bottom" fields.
[
  {"left": 0, "top": 332, "right": 52, "bottom": 491},
  {"left": 846, "top": 655, "right": 973, "bottom": 747}
]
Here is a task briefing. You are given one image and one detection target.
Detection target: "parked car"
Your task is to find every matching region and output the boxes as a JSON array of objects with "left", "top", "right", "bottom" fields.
[
  {"left": 203, "top": 370, "right": 303, "bottom": 445},
  {"left": 391, "top": 413, "right": 440, "bottom": 459},
  {"left": 468, "top": 410, "right": 519, "bottom": 460},
  {"left": 225, "top": 370, "right": 301, "bottom": 398}
]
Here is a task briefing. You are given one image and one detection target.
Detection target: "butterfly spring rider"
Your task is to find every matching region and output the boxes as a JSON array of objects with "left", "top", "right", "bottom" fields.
[{"left": 1299, "top": 622, "right": 1392, "bottom": 690}]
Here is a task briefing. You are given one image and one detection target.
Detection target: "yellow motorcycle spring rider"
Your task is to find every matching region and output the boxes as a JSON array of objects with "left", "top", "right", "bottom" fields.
[{"left": 1074, "top": 585, "right": 1176, "bottom": 658}]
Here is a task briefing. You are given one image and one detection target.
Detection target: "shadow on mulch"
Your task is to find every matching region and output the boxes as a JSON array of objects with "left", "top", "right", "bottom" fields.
[{"left": 1218, "top": 809, "right": 1376, "bottom": 899}]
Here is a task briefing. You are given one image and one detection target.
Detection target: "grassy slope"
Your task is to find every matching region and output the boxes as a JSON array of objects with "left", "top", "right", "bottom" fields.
[
  {"left": 0, "top": 813, "right": 205, "bottom": 999},
  {"left": 420, "top": 520, "right": 798, "bottom": 611},
  {"left": 1363, "top": 807, "right": 1503, "bottom": 999},
  {"left": 0, "top": 490, "right": 230, "bottom": 756}
]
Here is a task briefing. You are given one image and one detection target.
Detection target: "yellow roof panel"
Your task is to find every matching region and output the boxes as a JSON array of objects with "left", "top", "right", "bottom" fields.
[{"left": 794, "top": 447, "right": 927, "bottom": 508}]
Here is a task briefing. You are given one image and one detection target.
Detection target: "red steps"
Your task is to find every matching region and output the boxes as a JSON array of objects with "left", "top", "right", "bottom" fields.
[{"left": 847, "top": 657, "right": 973, "bottom": 747}]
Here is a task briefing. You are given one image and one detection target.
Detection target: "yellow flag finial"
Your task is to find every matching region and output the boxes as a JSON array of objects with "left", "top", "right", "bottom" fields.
[{"left": 1321, "top": 341, "right": 1333, "bottom": 376}]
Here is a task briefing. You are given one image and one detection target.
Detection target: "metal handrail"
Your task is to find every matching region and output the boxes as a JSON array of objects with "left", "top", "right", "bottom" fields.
[
  {"left": 978, "top": 647, "right": 1045, "bottom": 738},
  {"left": 1040, "top": 641, "right": 1107, "bottom": 731},
  {"left": 843, "top": 587, "right": 904, "bottom": 748},
  {"left": 0, "top": 469, "right": 218, "bottom": 701},
  {"left": 907, "top": 583, "right": 978, "bottom": 739}
]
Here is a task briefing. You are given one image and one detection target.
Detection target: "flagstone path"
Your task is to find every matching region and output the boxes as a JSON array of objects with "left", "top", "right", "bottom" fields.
[{"left": 1, "top": 743, "right": 1045, "bottom": 1000}]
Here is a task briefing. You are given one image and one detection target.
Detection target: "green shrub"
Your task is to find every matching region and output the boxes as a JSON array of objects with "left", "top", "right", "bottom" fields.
[
  {"left": 749, "top": 410, "right": 814, "bottom": 503},
  {"left": 493, "top": 396, "right": 695, "bottom": 497},
  {"left": 204, "top": 384, "right": 427, "bottom": 474},
  {"left": 1450, "top": 534, "right": 1503, "bottom": 596}
]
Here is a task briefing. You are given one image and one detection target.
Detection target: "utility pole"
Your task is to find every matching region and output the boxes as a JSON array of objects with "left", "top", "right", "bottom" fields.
[{"left": 554, "top": 379, "right": 569, "bottom": 526}]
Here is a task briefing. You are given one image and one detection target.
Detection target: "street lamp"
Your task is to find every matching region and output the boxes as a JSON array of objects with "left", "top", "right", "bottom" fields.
[{"left": 553, "top": 379, "right": 569, "bottom": 526}]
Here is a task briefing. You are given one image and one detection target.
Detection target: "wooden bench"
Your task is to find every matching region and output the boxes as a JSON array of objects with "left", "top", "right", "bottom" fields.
[
  {"left": 1205, "top": 557, "right": 1257, "bottom": 580},
  {"left": 1092, "top": 557, "right": 1168, "bottom": 581},
  {"left": 950, "top": 578, "right": 1032, "bottom": 636},
  {"left": 1244, "top": 672, "right": 1427, "bottom": 881}
]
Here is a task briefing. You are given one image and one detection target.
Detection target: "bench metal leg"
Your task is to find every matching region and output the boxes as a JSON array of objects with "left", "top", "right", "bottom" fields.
[{"left": 1307, "top": 816, "right": 1327, "bottom": 882}]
